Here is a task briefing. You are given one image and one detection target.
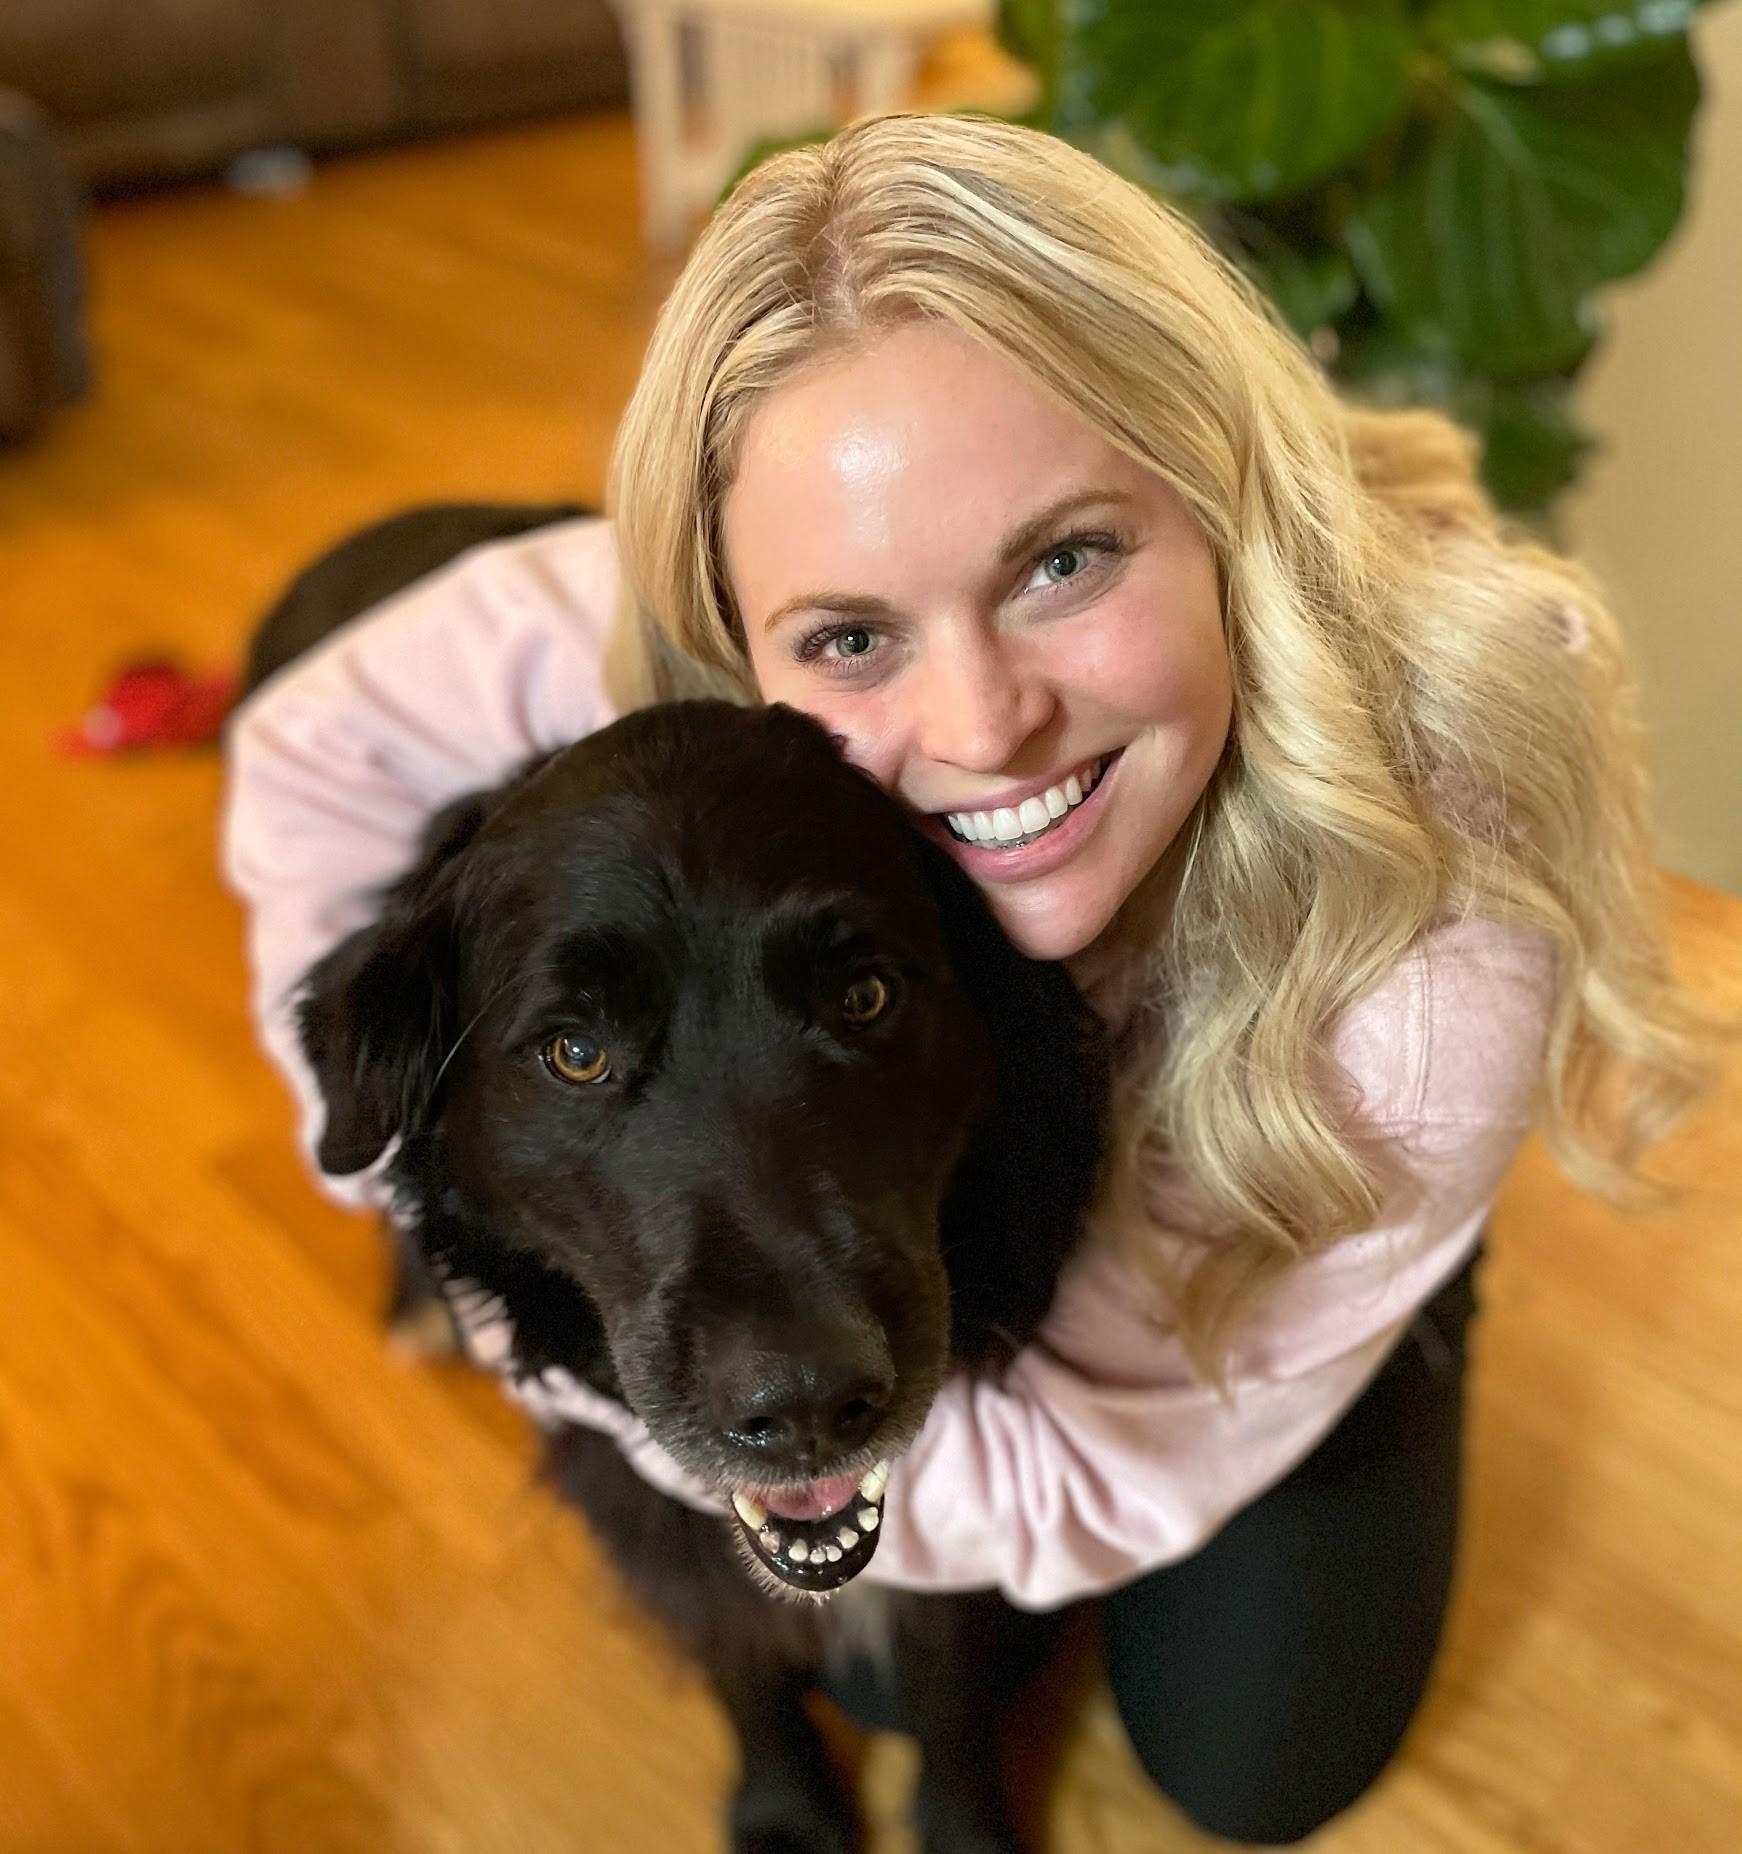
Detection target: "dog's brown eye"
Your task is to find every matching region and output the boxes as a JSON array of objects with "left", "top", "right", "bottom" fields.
[
  {"left": 841, "top": 975, "right": 891, "bottom": 1026},
  {"left": 543, "top": 1034, "right": 611, "bottom": 1084}
]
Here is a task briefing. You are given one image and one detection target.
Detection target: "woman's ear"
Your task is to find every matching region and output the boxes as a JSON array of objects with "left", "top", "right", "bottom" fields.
[{"left": 295, "top": 791, "right": 489, "bottom": 1176}]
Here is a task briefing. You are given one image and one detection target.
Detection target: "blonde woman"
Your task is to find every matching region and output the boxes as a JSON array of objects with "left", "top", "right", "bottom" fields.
[{"left": 224, "top": 113, "right": 1709, "bottom": 1843}]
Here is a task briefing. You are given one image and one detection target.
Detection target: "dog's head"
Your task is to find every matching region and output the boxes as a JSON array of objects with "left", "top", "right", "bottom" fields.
[{"left": 299, "top": 701, "right": 1103, "bottom": 1594}]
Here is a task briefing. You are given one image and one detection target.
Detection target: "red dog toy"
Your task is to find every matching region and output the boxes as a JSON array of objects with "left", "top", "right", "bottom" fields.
[{"left": 58, "top": 659, "right": 238, "bottom": 756}]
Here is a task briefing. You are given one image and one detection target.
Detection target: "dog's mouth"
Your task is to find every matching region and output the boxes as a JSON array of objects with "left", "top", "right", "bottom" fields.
[{"left": 728, "top": 1459, "right": 890, "bottom": 1597}]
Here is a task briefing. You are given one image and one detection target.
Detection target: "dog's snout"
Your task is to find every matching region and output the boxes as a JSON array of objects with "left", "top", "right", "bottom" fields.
[{"left": 704, "top": 1316, "right": 894, "bottom": 1468}]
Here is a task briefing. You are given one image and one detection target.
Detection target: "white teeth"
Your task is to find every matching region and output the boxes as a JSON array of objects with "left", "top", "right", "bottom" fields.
[
  {"left": 859, "top": 1460, "right": 890, "bottom": 1501},
  {"left": 944, "top": 758, "right": 1110, "bottom": 847},
  {"left": 732, "top": 1492, "right": 767, "bottom": 1529},
  {"left": 824, "top": 1545, "right": 843, "bottom": 1562},
  {"left": 762, "top": 1529, "right": 782, "bottom": 1552},
  {"left": 856, "top": 1506, "right": 880, "bottom": 1531},
  {"left": 837, "top": 1526, "right": 859, "bottom": 1548},
  {"left": 788, "top": 1539, "right": 810, "bottom": 1563}
]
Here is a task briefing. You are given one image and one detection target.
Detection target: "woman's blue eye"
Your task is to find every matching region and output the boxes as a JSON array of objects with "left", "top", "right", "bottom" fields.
[
  {"left": 1046, "top": 546, "right": 1087, "bottom": 580},
  {"left": 794, "top": 623, "right": 882, "bottom": 670},
  {"left": 1026, "top": 530, "right": 1124, "bottom": 596}
]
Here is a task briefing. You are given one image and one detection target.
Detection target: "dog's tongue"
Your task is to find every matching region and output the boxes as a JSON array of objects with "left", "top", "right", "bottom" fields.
[{"left": 759, "top": 1473, "right": 864, "bottom": 1521}]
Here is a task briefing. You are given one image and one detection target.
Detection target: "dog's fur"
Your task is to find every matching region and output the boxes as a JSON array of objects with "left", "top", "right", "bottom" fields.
[{"left": 249, "top": 507, "right": 1108, "bottom": 1853}]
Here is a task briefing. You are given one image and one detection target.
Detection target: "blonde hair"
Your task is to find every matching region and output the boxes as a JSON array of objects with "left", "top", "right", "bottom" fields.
[{"left": 605, "top": 112, "right": 1715, "bottom": 1380}]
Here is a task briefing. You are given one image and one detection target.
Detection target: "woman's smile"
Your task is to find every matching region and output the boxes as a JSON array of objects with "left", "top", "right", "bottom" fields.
[{"left": 923, "top": 749, "right": 1123, "bottom": 883}]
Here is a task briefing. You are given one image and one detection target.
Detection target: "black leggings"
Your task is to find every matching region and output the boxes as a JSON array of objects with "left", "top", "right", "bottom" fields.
[{"left": 827, "top": 1244, "right": 1483, "bottom": 1847}]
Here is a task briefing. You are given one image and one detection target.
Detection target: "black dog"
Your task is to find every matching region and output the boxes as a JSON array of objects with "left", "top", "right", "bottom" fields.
[{"left": 251, "top": 507, "right": 1108, "bottom": 1853}]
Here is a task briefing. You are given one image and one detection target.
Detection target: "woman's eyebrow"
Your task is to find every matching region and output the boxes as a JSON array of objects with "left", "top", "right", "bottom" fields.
[
  {"left": 761, "top": 486, "right": 1134, "bottom": 632},
  {"left": 994, "top": 487, "right": 1134, "bottom": 567}
]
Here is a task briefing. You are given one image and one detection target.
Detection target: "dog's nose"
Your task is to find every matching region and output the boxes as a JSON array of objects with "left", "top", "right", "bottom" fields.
[{"left": 704, "top": 1317, "right": 894, "bottom": 1467}]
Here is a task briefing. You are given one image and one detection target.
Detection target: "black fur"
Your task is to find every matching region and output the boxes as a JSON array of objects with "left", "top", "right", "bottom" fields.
[
  {"left": 240, "top": 501, "right": 588, "bottom": 703},
  {"left": 261, "top": 506, "right": 1109, "bottom": 1852}
]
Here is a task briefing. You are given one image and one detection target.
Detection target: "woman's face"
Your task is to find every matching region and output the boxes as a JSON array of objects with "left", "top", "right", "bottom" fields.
[{"left": 723, "top": 321, "right": 1232, "bottom": 961}]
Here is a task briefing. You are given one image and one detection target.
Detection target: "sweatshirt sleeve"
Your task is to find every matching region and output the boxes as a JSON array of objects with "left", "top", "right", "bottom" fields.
[
  {"left": 481, "top": 914, "right": 1557, "bottom": 1597},
  {"left": 220, "top": 515, "right": 623, "bottom": 1207}
]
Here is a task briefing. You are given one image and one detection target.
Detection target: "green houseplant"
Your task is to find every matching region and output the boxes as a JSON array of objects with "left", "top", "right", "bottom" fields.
[{"left": 997, "top": 0, "right": 1724, "bottom": 514}]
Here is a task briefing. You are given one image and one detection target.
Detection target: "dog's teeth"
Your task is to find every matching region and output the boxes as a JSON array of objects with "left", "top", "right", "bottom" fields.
[
  {"left": 856, "top": 1507, "right": 880, "bottom": 1531},
  {"left": 837, "top": 1526, "right": 858, "bottom": 1549},
  {"left": 824, "top": 1545, "right": 842, "bottom": 1563},
  {"left": 859, "top": 1460, "right": 890, "bottom": 1502},
  {"left": 761, "top": 1528, "right": 782, "bottom": 1552},
  {"left": 732, "top": 1492, "right": 767, "bottom": 1529},
  {"left": 788, "top": 1539, "right": 811, "bottom": 1563}
]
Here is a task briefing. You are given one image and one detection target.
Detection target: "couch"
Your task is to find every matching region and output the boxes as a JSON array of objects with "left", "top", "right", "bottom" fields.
[{"left": 0, "top": 0, "right": 629, "bottom": 193}]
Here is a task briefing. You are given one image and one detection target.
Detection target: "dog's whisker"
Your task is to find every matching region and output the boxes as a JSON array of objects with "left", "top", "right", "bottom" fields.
[
  {"left": 426, "top": 1004, "right": 491, "bottom": 1099},
  {"left": 423, "top": 959, "right": 540, "bottom": 1104}
]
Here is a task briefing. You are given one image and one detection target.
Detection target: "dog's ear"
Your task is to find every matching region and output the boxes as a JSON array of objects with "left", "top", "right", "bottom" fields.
[{"left": 296, "top": 790, "right": 491, "bottom": 1176}]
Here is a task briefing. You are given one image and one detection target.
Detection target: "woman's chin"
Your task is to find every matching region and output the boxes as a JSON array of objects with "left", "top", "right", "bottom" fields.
[{"left": 982, "top": 879, "right": 1122, "bottom": 963}]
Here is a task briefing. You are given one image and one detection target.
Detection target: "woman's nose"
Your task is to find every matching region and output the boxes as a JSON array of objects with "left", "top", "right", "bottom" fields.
[{"left": 912, "top": 632, "right": 1055, "bottom": 774}]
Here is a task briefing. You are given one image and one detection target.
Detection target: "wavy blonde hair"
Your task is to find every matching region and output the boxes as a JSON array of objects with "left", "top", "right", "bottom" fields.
[{"left": 604, "top": 111, "right": 1714, "bottom": 1380}]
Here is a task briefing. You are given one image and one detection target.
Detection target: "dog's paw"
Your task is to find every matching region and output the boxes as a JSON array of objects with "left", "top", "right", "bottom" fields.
[{"left": 730, "top": 1771, "right": 857, "bottom": 1854}]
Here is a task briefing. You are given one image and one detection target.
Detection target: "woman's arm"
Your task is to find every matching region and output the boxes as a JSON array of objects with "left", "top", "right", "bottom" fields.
[{"left": 221, "top": 515, "right": 623, "bottom": 1204}]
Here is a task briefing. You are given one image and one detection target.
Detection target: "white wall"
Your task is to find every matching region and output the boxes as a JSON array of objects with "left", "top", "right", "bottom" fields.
[{"left": 1562, "top": 3, "right": 1742, "bottom": 896}]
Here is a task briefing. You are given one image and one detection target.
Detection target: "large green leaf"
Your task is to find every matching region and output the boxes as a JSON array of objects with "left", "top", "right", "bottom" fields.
[
  {"left": 1424, "top": 0, "right": 1703, "bottom": 85},
  {"left": 1470, "top": 375, "right": 1597, "bottom": 510},
  {"left": 1336, "top": 322, "right": 1597, "bottom": 511},
  {"left": 1055, "top": 0, "right": 1415, "bottom": 205},
  {"left": 1344, "top": 42, "right": 1699, "bottom": 377}
]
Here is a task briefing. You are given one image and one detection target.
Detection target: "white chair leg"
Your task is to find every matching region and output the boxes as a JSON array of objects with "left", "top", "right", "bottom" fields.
[{"left": 618, "top": 0, "right": 692, "bottom": 251}]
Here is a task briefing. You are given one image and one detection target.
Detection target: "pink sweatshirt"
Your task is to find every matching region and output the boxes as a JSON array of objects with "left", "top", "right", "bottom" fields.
[{"left": 221, "top": 515, "right": 1554, "bottom": 1611}]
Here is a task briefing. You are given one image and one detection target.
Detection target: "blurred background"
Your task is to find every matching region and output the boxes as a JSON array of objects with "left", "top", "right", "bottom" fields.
[{"left": 2, "top": 5, "right": 1739, "bottom": 1853}]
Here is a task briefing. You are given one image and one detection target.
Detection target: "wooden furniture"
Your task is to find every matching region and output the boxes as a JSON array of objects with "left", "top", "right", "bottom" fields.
[{"left": 610, "top": 0, "right": 994, "bottom": 247}]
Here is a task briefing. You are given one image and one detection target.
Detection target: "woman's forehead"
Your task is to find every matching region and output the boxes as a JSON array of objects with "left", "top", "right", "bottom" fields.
[{"left": 722, "top": 326, "right": 1160, "bottom": 613}]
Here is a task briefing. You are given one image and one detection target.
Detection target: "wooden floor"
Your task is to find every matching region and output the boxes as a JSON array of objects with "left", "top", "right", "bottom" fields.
[{"left": 2, "top": 112, "right": 1739, "bottom": 1854}]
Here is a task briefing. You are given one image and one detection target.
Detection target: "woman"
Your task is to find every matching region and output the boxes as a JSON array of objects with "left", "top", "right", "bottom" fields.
[{"left": 224, "top": 113, "right": 1710, "bottom": 1842}]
